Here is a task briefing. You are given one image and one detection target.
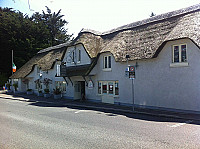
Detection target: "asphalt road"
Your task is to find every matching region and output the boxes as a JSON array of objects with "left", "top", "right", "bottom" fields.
[{"left": 0, "top": 97, "right": 200, "bottom": 149}]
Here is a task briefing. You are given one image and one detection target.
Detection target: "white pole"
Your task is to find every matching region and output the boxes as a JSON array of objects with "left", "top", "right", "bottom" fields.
[
  {"left": 132, "top": 78, "right": 134, "bottom": 111},
  {"left": 12, "top": 50, "right": 13, "bottom": 75},
  {"left": 11, "top": 50, "right": 13, "bottom": 90}
]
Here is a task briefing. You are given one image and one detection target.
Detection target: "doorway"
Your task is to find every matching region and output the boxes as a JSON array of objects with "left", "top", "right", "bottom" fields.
[{"left": 74, "top": 81, "right": 85, "bottom": 100}]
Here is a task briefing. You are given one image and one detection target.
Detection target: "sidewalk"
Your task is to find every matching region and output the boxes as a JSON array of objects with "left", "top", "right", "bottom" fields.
[{"left": 1, "top": 91, "right": 200, "bottom": 121}]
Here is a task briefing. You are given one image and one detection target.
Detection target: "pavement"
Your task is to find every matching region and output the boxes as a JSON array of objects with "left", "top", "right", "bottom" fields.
[{"left": 1, "top": 90, "right": 200, "bottom": 121}]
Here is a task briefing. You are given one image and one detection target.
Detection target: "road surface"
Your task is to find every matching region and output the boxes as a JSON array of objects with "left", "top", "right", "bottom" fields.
[{"left": 0, "top": 97, "right": 200, "bottom": 149}]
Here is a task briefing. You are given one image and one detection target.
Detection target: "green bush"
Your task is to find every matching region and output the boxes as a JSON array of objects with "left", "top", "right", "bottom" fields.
[
  {"left": 27, "top": 89, "right": 32, "bottom": 91},
  {"left": 44, "top": 88, "right": 50, "bottom": 93},
  {"left": 53, "top": 88, "right": 61, "bottom": 95},
  {"left": 6, "top": 83, "right": 11, "bottom": 90},
  {"left": 13, "top": 83, "right": 18, "bottom": 91}
]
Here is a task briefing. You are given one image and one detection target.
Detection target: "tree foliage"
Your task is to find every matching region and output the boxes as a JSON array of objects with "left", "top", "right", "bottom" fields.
[
  {"left": 31, "top": 6, "right": 73, "bottom": 46},
  {"left": 0, "top": 7, "right": 72, "bottom": 86}
]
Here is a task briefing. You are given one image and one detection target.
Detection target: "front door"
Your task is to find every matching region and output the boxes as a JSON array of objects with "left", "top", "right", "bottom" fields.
[
  {"left": 74, "top": 81, "right": 85, "bottom": 100},
  {"left": 101, "top": 81, "right": 114, "bottom": 104}
]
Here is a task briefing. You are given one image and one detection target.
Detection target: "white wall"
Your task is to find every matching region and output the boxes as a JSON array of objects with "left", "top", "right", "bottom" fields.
[
  {"left": 88, "top": 39, "right": 200, "bottom": 112},
  {"left": 63, "top": 44, "right": 91, "bottom": 67},
  {"left": 134, "top": 39, "right": 200, "bottom": 112},
  {"left": 26, "top": 62, "right": 66, "bottom": 94},
  {"left": 88, "top": 52, "right": 134, "bottom": 104}
]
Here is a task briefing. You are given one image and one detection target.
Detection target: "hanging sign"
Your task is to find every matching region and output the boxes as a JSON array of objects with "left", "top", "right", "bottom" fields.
[{"left": 88, "top": 80, "right": 94, "bottom": 89}]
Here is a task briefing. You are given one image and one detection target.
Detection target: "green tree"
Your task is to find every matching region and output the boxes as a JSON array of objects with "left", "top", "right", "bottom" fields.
[
  {"left": 0, "top": 7, "right": 51, "bottom": 85},
  {"left": 32, "top": 6, "right": 73, "bottom": 46},
  {"left": 0, "top": 6, "right": 73, "bottom": 86}
]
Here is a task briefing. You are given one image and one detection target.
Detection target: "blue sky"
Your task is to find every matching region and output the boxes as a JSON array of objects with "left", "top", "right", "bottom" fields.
[{"left": 1, "top": 0, "right": 200, "bottom": 37}]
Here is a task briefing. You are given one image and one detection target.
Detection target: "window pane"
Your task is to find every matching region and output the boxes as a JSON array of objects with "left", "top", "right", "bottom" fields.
[
  {"left": 62, "top": 82, "right": 66, "bottom": 91},
  {"left": 108, "top": 56, "right": 111, "bottom": 68},
  {"left": 78, "top": 50, "right": 81, "bottom": 62},
  {"left": 98, "top": 82, "right": 102, "bottom": 94},
  {"left": 174, "top": 46, "right": 179, "bottom": 62},
  {"left": 102, "top": 82, "right": 107, "bottom": 94},
  {"left": 115, "top": 81, "right": 119, "bottom": 95},
  {"left": 108, "top": 82, "right": 113, "bottom": 94},
  {"left": 104, "top": 57, "right": 107, "bottom": 68},
  {"left": 181, "top": 45, "right": 187, "bottom": 62},
  {"left": 72, "top": 51, "right": 75, "bottom": 62}
]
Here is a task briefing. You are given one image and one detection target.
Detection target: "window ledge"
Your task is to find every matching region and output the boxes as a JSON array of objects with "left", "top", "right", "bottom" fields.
[
  {"left": 97, "top": 94, "right": 119, "bottom": 97},
  {"left": 170, "top": 62, "right": 189, "bottom": 68},
  {"left": 103, "top": 68, "right": 112, "bottom": 71}
]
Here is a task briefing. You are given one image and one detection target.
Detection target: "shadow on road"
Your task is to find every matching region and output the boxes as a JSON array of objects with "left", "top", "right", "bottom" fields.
[
  {"left": 28, "top": 101, "right": 200, "bottom": 126},
  {"left": 2, "top": 92, "right": 200, "bottom": 125}
]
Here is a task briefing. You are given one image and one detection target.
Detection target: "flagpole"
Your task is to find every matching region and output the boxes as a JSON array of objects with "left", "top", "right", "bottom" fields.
[
  {"left": 12, "top": 50, "right": 13, "bottom": 75},
  {"left": 11, "top": 50, "right": 13, "bottom": 90}
]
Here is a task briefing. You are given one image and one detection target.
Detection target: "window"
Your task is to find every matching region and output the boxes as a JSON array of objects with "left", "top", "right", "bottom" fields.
[
  {"left": 98, "top": 81, "right": 119, "bottom": 96},
  {"left": 77, "top": 49, "right": 81, "bottom": 63},
  {"left": 55, "top": 81, "right": 66, "bottom": 92},
  {"left": 104, "top": 55, "right": 111, "bottom": 69},
  {"left": 37, "top": 67, "right": 40, "bottom": 74},
  {"left": 72, "top": 50, "right": 75, "bottom": 63},
  {"left": 173, "top": 44, "right": 187, "bottom": 63},
  {"left": 35, "top": 82, "right": 42, "bottom": 90}
]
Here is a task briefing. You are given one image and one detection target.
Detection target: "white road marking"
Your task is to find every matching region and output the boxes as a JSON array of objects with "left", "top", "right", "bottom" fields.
[
  {"left": 170, "top": 120, "right": 193, "bottom": 128},
  {"left": 75, "top": 110, "right": 87, "bottom": 114}
]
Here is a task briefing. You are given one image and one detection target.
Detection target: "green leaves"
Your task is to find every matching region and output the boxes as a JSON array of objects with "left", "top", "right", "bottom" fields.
[{"left": 0, "top": 6, "right": 72, "bottom": 82}]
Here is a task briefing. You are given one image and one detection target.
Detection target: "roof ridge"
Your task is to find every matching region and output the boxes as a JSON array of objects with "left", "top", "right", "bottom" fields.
[
  {"left": 37, "top": 42, "right": 70, "bottom": 54},
  {"left": 80, "top": 3, "right": 200, "bottom": 36}
]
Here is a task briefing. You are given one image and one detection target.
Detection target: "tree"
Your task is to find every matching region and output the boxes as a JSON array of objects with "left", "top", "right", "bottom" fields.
[
  {"left": 32, "top": 6, "right": 73, "bottom": 46},
  {"left": 0, "top": 6, "right": 73, "bottom": 86},
  {"left": 0, "top": 7, "right": 51, "bottom": 85}
]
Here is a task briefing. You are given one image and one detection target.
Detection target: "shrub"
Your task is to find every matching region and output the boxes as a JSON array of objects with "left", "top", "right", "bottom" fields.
[
  {"left": 27, "top": 89, "right": 32, "bottom": 91},
  {"left": 53, "top": 88, "right": 61, "bottom": 95},
  {"left": 13, "top": 83, "right": 18, "bottom": 91},
  {"left": 44, "top": 88, "right": 50, "bottom": 93},
  {"left": 6, "top": 83, "right": 11, "bottom": 90}
]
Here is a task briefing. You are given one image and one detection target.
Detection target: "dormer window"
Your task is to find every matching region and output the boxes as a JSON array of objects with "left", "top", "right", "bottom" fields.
[
  {"left": 170, "top": 43, "right": 188, "bottom": 67},
  {"left": 103, "top": 55, "right": 111, "bottom": 70},
  {"left": 173, "top": 44, "right": 187, "bottom": 63}
]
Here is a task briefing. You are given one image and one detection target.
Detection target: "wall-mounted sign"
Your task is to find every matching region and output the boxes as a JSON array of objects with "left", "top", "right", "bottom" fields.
[{"left": 88, "top": 80, "right": 94, "bottom": 89}]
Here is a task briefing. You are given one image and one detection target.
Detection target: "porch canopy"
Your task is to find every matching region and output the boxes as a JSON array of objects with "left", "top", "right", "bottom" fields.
[{"left": 65, "top": 64, "right": 91, "bottom": 77}]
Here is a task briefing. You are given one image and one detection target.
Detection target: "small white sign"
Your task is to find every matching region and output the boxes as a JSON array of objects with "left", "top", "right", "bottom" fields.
[{"left": 88, "top": 80, "right": 93, "bottom": 89}]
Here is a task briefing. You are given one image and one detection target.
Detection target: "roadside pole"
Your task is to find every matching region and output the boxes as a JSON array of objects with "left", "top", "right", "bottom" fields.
[
  {"left": 125, "top": 55, "right": 136, "bottom": 112},
  {"left": 132, "top": 78, "right": 134, "bottom": 111},
  {"left": 128, "top": 66, "right": 135, "bottom": 111},
  {"left": 11, "top": 50, "right": 13, "bottom": 91}
]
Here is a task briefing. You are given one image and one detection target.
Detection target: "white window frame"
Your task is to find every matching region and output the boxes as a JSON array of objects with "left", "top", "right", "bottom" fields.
[
  {"left": 55, "top": 81, "right": 66, "bottom": 92},
  {"left": 103, "top": 55, "right": 112, "bottom": 71},
  {"left": 170, "top": 44, "right": 189, "bottom": 67},
  {"left": 98, "top": 81, "right": 119, "bottom": 96}
]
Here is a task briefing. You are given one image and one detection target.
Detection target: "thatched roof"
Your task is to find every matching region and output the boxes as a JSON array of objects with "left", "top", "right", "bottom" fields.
[
  {"left": 74, "top": 3, "right": 200, "bottom": 61},
  {"left": 10, "top": 46, "right": 66, "bottom": 79},
  {"left": 10, "top": 4, "right": 200, "bottom": 79}
]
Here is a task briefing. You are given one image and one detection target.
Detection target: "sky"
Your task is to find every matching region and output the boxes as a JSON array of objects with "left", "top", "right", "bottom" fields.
[{"left": 1, "top": 0, "right": 200, "bottom": 37}]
